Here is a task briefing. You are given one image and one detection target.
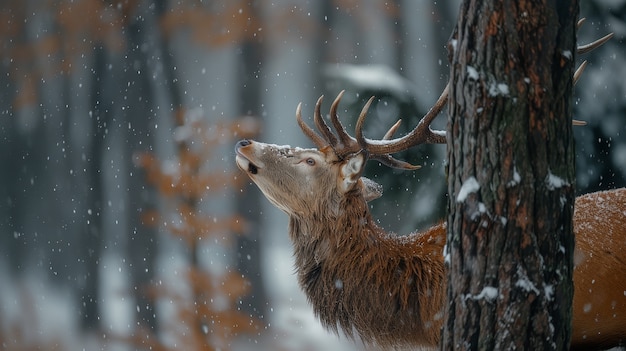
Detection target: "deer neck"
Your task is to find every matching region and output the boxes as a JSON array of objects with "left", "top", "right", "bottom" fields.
[
  {"left": 284, "top": 191, "right": 447, "bottom": 347},
  {"left": 287, "top": 192, "right": 382, "bottom": 261}
]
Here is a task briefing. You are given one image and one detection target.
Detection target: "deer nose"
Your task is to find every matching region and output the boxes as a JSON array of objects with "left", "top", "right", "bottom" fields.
[{"left": 236, "top": 139, "right": 251, "bottom": 148}]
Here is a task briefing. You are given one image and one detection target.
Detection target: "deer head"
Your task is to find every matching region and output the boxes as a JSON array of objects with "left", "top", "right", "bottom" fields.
[
  {"left": 234, "top": 139, "right": 375, "bottom": 217},
  {"left": 235, "top": 88, "right": 449, "bottom": 219}
]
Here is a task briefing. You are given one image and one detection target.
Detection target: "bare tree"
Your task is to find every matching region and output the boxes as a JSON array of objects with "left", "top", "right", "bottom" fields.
[{"left": 443, "top": 1, "right": 578, "bottom": 349}]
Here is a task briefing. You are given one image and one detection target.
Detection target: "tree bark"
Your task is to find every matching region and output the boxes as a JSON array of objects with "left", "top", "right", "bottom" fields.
[{"left": 443, "top": 1, "right": 578, "bottom": 350}]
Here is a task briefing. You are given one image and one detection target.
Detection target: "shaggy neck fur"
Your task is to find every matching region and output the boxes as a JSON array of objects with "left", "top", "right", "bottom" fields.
[{"left": 287, "top": 190, "right": 448, "bottom": 348}]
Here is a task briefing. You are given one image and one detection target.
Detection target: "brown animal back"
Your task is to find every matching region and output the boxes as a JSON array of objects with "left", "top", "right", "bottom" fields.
[{"left": 571, "top": 188, "right": 626, "bottom": 349}]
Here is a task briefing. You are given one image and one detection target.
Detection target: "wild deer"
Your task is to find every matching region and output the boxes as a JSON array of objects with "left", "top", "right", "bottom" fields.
[{"left": 234, "top": 35, "right": 624, "bottom": 350}]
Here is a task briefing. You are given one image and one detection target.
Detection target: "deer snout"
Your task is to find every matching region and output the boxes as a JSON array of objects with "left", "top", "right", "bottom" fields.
[
  {"left": 235, "top": 139, "right": 260, "bottom": 175},
  {"left": 236, "top": 139, "right": 252, "bottom": 149}
]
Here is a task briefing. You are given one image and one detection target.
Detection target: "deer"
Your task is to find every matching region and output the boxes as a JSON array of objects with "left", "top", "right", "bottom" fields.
[
  {"left": 234, "top": 34, "right": 624, "bottom": 350},
  {"left": 235, "top": 91, "right": 449, "bottom": 348}
]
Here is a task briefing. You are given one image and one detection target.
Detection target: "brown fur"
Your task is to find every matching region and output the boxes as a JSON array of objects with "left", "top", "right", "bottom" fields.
[
  {"left": 235, "top": 139, "right": 626, "bottom": 349},
  {"left": 289, "top": 191, "right": 446, "bottom": 348},
  {"left": 571, "top": 188, "right": 626, "bottom": 350}
]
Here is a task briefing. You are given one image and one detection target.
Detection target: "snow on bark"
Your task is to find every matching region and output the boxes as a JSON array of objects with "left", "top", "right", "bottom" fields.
[{"left": 456, "top": 176, "right": 480, "bottom": 202}]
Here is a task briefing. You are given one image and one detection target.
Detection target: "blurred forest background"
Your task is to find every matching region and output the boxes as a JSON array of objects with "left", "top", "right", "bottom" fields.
[{"left": 0, "top": 0, "right": 624, "bottom": 350}]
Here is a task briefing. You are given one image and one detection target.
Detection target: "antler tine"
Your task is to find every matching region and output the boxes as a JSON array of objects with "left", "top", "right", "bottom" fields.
[
  {"left": 296, "top": 102, "right": 328, "bottom": 149},
  {"left": 415, "top": 82, "right": 449, "bottom": 144},
  {"left": 356, "top": 83, "right": 448, "bottom": 156},
  {"left": 577, "top": 32, "right": 614, "bottom": 54},
  {"left": 372, "top": 154, "right": 421, "bottom": 170},
  {"left": 572, "top": 60, "right": 588, "bottom": 126},
  {"left": 574, "top": 60, "right": 588, "bottom": 86},
  {"left": 323, "top": 92, "right": 421, "bottom": 170},
  {"left": 572, "top": 24, "right": 613, "bottom": 126},
  {"left": 355, "top": 96, "right": 376, "bottom": 149},
  {"left": 383, "top": 120, "right": 402, "bottom": 140},
  {"left": 353, "top": 96, "right": 424, "bottom": 170},
  {"left": 329, "top": 90, "right": 357, "bottom": 148},
  {"left": 313, "top": 95, "right": 338, "bottom": 147}
]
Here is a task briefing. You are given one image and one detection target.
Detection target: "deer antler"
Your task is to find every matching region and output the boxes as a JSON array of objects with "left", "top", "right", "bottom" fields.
[
  {"left": 575, "top": 18, "right": 614, "bottom": 84},
  {"left": 574, "top": 33, "right": 614, "bottom": 84},
  {"left": 296, "top": 22, "right": 612, "bottom": 169},
  {"left": 296, "top": 87, "right": 447, "bottom": 170},
  {"left": 576, "top": 18, "right": 614, "bottom": 54},
  {"left": 573, "top": 19, "right": 614, "bottom": 126}
]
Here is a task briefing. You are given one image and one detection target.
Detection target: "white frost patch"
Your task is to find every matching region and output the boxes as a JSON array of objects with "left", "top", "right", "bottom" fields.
[
  {"left": 497, "top": 83, "right": 509, "bottom": 95},
  {"left": 472, "top": 202, "right": 489, "bottom": 221},
  {"left": 260, "top": 142, "right": 291, "bottom": 150},
  {"left": 546, "top": 170, "right": 570, "bottom": 190},
  {"left": 478, "top": 202, "right": 487, "bottom": 213},
  {"left": 489, "top": 82, "right": 510, "bottom": 96},
  {"left": 466, "top": 286, "right": 498, "bottom": 302},
  {"left": 500, "top": 216, "right": 508, "bottom": 226},
  {"left": 506, "top": 167, "right": 521, "bottom": 188},
  {"left": 456, "top": 176, "right": 480, "bottom": 202},
  {"left": 516, "top": 266, "right": 540, "bottom": 296},
  {"left": 562, "top": 50, "right": 573, "bottom": 60},
  {"left": 516, "top": 276, "right": 540, "bottom": 295},
  {"left": 431, "top": 129, "right": 447, "bottom": 138},
  {"left": 544, "top": 284, "right": 554, "bottom": 300},
  {"left": 443, "top": 244, "right": 450, "bottom": 264},
  {"left": 450, "top": 39, "right": 458, "bottom": 52},
  {"left": 467, "top": 66, "right": 479, "bottom": 80}
]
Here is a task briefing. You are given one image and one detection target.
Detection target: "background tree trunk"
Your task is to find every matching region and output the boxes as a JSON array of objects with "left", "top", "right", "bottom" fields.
[{"left": 443, "top": 1, "right": 578, "bottom": 350}]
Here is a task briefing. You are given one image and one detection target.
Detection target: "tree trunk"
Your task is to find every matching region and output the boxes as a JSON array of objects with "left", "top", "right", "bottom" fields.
[
  {"left": 80, "top": 44, "right": 106, "bottom": 330},
  {"left": 442, "top": 1, "right": 578, "bottom": 350},
  {"left": 235, "top": 31, "right": 268, "bottom": 320},
  {"left": 125, "top": 12, "right": 159, "bottom": 331}
]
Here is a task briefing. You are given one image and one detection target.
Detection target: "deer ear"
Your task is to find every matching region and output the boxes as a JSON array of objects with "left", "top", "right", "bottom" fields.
[
  {"left": 339, "top": 152, "right": 366, "bottom": 193},
  {"left": 360, "top": 177, "right": 383, "bottom": 202}
]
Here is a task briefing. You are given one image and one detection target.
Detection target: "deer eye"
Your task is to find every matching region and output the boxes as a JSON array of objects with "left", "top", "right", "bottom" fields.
[{"left": 305, "top": 158, "right": 316, "bottom": 166}]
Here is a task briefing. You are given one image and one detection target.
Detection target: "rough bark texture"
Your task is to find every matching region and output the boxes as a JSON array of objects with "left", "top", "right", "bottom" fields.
[{"left": 443, "top": 1, "right": 578, "bottom": 350}]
